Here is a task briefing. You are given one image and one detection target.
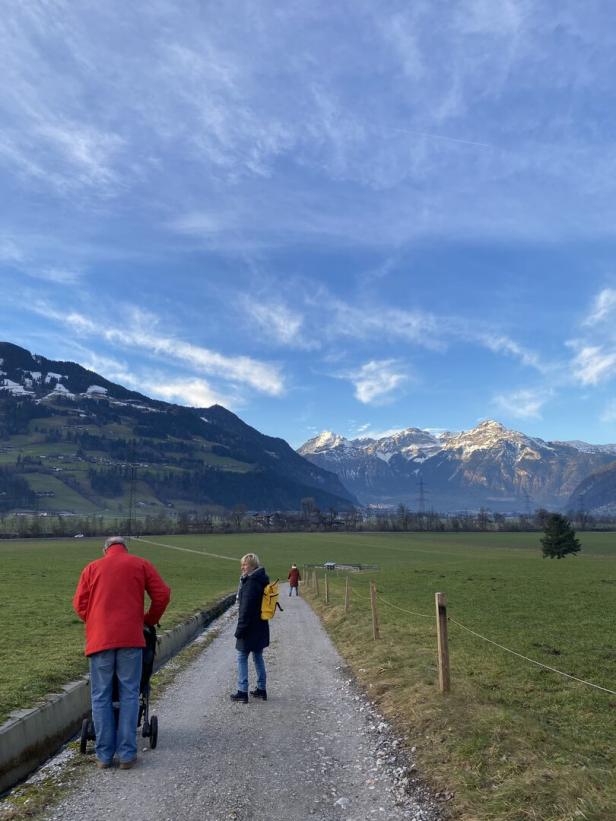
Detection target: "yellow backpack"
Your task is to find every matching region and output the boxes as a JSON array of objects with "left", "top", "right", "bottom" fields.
[{"left": 261, "top": 579, "right": 283, "bottom": 620}]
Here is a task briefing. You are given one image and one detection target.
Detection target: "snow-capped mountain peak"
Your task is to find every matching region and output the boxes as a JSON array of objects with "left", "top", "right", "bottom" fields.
[
  {"left": 556, "top": 439, "right": 616, "bottom": 455},
  {"left": 296, "top": 417, "right": 616, "bottom": 512},
  {"left": 441, "top": 419, "right": 548, "bottom": 459},
  {"left": 298, "top": 430, "right": 348, "bottom": 455}
]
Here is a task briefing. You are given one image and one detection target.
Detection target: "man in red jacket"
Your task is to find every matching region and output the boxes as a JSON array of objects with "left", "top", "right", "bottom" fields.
[{"left": 73, "top": 536, "right": 170, "bottom": 770}]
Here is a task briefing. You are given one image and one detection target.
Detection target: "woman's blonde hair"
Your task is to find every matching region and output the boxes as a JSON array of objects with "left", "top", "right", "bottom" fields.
[{"left": 241, "top": 553, "right": 260, "bottom": 570}]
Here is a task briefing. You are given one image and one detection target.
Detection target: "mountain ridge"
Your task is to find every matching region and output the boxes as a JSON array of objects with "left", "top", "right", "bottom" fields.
[
  {"left": 0, "top": 341, "right": 356, "bottom": 514},
  {"left": 298, "top": 421, "right": 616, "bottom": 512}
]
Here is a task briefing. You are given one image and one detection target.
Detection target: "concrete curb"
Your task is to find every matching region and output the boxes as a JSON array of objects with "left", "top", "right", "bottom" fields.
[{"left": 0, "top": 593, "right": 236, "bottom": 794}]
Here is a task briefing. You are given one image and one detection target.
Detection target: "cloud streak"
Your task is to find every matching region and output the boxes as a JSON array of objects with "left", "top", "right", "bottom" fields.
[
  {"left": 492, "top": 388, "right": 551, "bottom": 420},
  {"left": 240, "top": 298, "right": 317, "bottom": 350},
  {"left": 570, "top": 344, "right": 616, "bottom": 386},
  {"left": 344, "top": 359, "right": 408, "bottom": 405},
  {"left": 583, "top": 288, "right": 616, "bottom": 325},
  {"left": 31, "top": 301, "right": 285, "bottom": 397}
]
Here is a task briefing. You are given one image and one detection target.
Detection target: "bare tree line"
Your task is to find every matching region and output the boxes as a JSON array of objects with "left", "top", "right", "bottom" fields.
[{"left": 0, "top": 497, "right": 612, "bottom": 539}]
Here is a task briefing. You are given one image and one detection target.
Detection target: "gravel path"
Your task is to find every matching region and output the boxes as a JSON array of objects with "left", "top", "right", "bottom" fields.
[{"left": 45, "top": 588, "right": 443, "bottom": 821}]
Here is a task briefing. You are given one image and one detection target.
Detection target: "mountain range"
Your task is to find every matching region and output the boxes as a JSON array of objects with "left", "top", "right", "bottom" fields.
[
  {"left": 0, "top": 342, "right": 355, "bottom": 515},
  {"left": 3, "top": 339, "right": 616, "bottom": 517},
  {"left": 297, "top": 422, "right": 616, "bottom": 513}
]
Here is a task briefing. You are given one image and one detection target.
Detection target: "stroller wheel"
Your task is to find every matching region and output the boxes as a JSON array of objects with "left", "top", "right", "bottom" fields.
[
  {"left": 149, "top": 714, "right": 158, "bottom": 749},
  {"left": 80, "top": 718, "right": 90, "bottom": 754},
  {"left": 141, "top": 719, "right": 150, "bottom": 738}
]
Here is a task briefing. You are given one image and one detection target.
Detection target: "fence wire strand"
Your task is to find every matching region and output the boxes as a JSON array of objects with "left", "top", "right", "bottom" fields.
[
  {"left": 349, "top": 583, "right": 371, "bottom": 601},
  {"left": 377, "top": 594, "right": 432, "bottom": 619},
  {"left": 336, "top": 575, "right": 616, "bottom": 697},
  {"left": 448, "top": 616, "right": 616, "bottom": 695},
  {"left": 311, "top": 573, "right": 615, "bottom": 697}
]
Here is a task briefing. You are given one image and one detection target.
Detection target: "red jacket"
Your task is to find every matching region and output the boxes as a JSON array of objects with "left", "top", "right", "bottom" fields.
[
  {"left": 73, "top": 545, "right": 171, "bottom": 656},
  {"left": 288, "top": 567, "right": 301, "bottom": 586}
]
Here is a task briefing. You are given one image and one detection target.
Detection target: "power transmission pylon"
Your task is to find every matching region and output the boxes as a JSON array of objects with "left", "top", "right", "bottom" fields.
[{"left": 417, "top": 477, "right": 427, "bottom": 515}]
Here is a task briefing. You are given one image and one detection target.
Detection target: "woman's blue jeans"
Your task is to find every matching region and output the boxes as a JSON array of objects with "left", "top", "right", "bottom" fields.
[
  {"left": 89, "top": 647, "right": 142, "bottom": 765},
  {"left": 236, "top": 649, "right": 266, "bottom": 693}
]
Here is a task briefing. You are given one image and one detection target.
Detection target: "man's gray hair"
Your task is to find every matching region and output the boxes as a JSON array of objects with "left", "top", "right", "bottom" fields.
[{"left": 104, "top": 536, "right": 126, "bottom": 551}]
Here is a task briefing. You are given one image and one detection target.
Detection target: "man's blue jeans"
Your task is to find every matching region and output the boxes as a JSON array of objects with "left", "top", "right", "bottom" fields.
[
  {"left": 89, "top": 647, "right": 142, "bottom": 765},
  {"left": 236, "top": 649, "right": 266, "bottom": 693}
]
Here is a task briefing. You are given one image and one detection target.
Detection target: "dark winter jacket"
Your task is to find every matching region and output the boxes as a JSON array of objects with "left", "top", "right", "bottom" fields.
[{"left": 234, "top": 566, "right": 270, "bottom": 653}]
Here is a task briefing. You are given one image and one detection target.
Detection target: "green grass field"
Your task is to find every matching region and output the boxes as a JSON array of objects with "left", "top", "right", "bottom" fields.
[
  {"left": 0, "top": 536, "right": 240, "bottom": 723},
  {"left": 1, "top": 531, "right": 615, "bottom": 820}
]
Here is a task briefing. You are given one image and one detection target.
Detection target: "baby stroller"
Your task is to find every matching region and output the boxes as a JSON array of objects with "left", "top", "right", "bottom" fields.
[{"left": 80, "top": 624, "right": 159, "bottom": 753}]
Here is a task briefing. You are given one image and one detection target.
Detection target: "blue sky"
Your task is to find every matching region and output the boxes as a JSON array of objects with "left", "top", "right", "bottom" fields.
[{"left": 2, "top": 0, "right": 616, "bottom": 447}]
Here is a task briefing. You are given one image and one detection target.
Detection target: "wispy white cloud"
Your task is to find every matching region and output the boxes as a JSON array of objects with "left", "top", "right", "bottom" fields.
[
  {"left": 0, "top": 237, "right": 25, "bottom": 264},
  {"left": 79, "top": 349, "right": 235, "bottom": 408},
  {"left": 146, "top": 377, "right": 234, "bottom": 409},
  {"left": 0, "top": 236, "right": 82, "bottom": 285},
  {"left": 2, "top": 0, "right": 616, "bottom": 250},
  {"left": 36, "top": 122, "right": 124, "bottom": 188},
  {"left": 327, "top": 299, "right": 444, "bottom": 350},
  {"left": 311, "top": 291, "right": 547, "bottom": 373},
  {"left": 349, "top": 424, "right": 408, "bottom": 440},
  {"left": 30, "top": 267, "right": 81, "bottom": 285},
  {"left": 471, "top": 331, "right": 545, "bottom": 371},
  {"left": 564, "top": 286, "right": 616, "bottom": 388},
  {"left": 79, "top": 351, "right": 134, "bottom": 386},
  {"left": 583, "top": 288, "right": 616, "bottom": 325},
  {"left": 30, "top": 301, "right": 285, "bottom": 396},
  {"left": 240, "top": 298, "right": 316, "bottom": 350},
  {"left": 492, "top": 388, "right": 551, "bottom": 419},
  {"left": 569, "top": 344, "right": 616, "bottom": 386},
  {"left": 344, "top": 359, "right": 408, "bottom": 405},
  {"left": 0, "top": 122, "right": 124, "bottom": 196}
]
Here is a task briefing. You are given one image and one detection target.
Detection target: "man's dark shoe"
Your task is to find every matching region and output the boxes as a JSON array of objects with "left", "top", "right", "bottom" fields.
[
  {"left": 250, "top": 688, "right": 267, "bottom": 701},
  {"left": 230, "top": 690, "right": 249, "bottom": 703}
]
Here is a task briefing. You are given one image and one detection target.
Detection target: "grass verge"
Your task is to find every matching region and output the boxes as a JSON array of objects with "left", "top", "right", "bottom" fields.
[{"left": 304, "top": 554, "right": 616, "bottom": 821}]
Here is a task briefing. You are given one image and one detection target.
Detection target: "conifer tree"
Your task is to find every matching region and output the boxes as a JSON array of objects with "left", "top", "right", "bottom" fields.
[{"left": 540, "top": 513, "right": 581, "bottom": 559}]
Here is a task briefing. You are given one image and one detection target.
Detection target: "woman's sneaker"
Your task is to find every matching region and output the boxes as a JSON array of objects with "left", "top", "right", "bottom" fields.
[
  {"left": 230, "top": 690, "right": 249, "bottom": 703},
  {"left": 250, "top": 688, "right": 267, "bottom": 701}
]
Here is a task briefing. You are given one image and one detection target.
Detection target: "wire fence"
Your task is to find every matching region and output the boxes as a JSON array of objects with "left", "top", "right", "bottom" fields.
[
  {"left": 307, "top": 567, "right": 616, "bottom": 698},
  {"left": 446, "top": 616, "right": 616, "bottom": 695}
]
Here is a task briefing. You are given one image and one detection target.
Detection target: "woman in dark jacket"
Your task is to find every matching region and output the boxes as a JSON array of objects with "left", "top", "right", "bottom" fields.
[{"left": 231, "top": 553, "right": 269, "bottom": 703}]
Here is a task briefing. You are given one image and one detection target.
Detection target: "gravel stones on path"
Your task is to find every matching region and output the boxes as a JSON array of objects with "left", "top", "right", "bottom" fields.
[{"left": 45, "top": 590, "right": 444, "bottom": 821}]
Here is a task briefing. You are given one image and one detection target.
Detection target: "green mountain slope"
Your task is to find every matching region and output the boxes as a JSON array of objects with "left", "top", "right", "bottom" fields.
[{"left": 0, "top": 342, "right": 356, "bottom": 514}]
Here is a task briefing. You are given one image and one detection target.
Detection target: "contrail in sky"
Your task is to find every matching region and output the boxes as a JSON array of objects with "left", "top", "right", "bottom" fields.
[{"left": 393, "top": 127, "right": 493, "bottom": 149}]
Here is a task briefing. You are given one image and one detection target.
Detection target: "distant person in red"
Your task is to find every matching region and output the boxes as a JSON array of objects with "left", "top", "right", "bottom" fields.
[
  {"left": 73, "top": 536, "right": 170, "bottom": 770},
  {"left": 288, "top": 563, "right": 301, "bottom": 596}
]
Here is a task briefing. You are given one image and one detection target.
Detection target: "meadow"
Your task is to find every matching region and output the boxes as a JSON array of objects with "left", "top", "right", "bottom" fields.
[{"left": 1, "top": 531, "right": 615, "bottom": 820}]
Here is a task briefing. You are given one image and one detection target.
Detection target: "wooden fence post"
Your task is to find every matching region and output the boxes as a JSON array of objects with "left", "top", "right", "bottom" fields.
[
  {"left": 344, "top": 576, "right": 350, "bottom": 613},
  {"left": 435, "top": 592, "right": 450, "bottom": 693},
  {"left": 370, "top": 580, "right": 380, "bottom": 640},
  {"left": 324, "top": 572, "right": 329, "bottom": 604},
  {"left": 315, "top": 571, "right": 320, "bottom": 598}
]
